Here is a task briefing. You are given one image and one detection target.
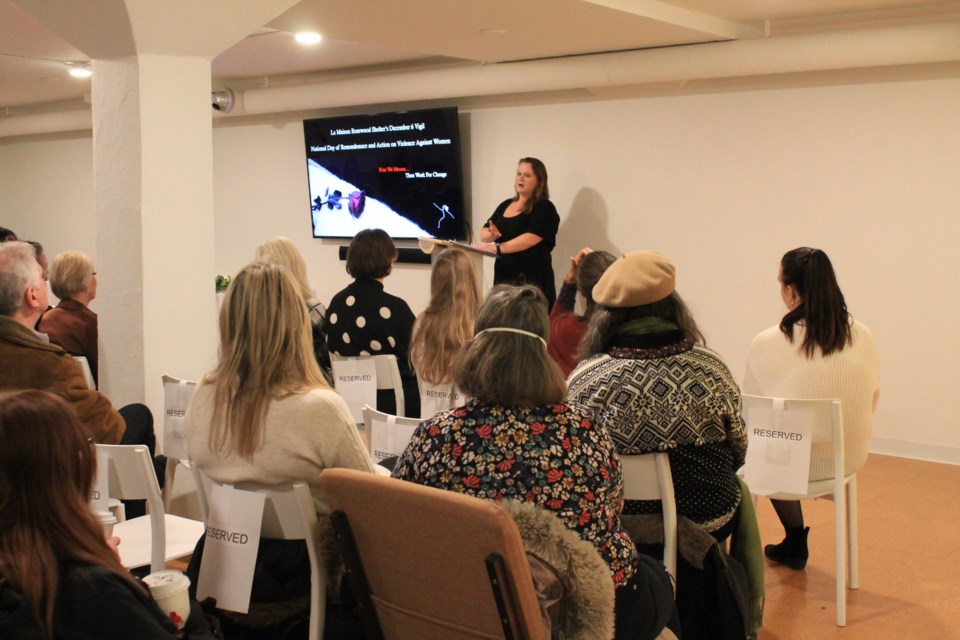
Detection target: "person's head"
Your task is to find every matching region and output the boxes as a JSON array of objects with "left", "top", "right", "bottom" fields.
[
  {"left": 778, "top": 247, "right": 851, "bottom": 357},
  {"left": 580, "top": 250, "right": 704, "bottom": 358},
  {"left": 576, "top": 250, "right": 617, "bottom": 320},
  {"left": 453, "top": 285, "right": 565, "bottom": 406},
  {"left": 26, "top": 241, "right": 48, "bottom": 283},
  {"left": 410, "top": 248, "right": 482, "bottom": 385},
  {"left": 514, "top": 157, "right": 549, "bottom": 207},
  {"left": 0, "top": 227, "right": 16, "bottom": 242},
  {"left": 345, "top": 228, "right": 397, "bottom": 280},
  {"left": 0, "top": 390, "right": 133, "bottom": 635},
  {"left": 254, "top": 236, "right": 314, "bottom": 302},
  {"left": 49, "top": 250, "right": 96, "bottom": 304},
  {"left": 0, "top": 241, "right": 47, "bottom": 325},
  {"left": 209, "top": 260, "right": 329, "bottom": 459}
]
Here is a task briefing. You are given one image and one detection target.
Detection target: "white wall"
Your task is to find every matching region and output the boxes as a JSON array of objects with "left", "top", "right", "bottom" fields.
[{"left": 3, "top": 77, "right": 959, "bottom": 462}]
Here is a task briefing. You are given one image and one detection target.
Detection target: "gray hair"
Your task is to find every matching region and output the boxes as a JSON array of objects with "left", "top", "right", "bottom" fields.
[{"left": 0, "top": 242, "right": 42, "bottom": 317}]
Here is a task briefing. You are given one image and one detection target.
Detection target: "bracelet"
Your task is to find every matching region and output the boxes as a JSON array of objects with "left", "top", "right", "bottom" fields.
[{"left": 495, "top": 242, "right": 502, "bottom": 257}]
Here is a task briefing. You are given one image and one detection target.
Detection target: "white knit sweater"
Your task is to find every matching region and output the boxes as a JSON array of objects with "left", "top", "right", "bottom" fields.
[
  {"left": 185, "top": 383, "right": 375, "bottom": 514},
  {"left": 743, "top": 319, "right": 879, "bottom": 481}
]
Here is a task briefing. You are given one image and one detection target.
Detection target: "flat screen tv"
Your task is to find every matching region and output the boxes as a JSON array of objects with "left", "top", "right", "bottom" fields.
[{"left": 303, "top": 107, "right": 467, "bottom": 240}]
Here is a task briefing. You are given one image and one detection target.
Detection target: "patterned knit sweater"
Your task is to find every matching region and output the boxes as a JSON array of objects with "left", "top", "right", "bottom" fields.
[
  {"left": 568, "top": 337, "right": 747, "bottom": 532},
  {"left": 743, "top": 319, "right": 879, "bottom": 482}
]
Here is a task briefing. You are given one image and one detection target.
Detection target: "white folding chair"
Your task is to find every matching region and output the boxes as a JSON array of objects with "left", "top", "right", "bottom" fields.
[
  {"left": 73, "top": 355, "right": 95, "bottom": 389},
  {"left": 96, "top": 444, "right": 206, "bottom": 574},
  {"left": 620, "top": 452, "right": 678, "bottom": 587},
  {"left": 361, "top": 404, "right": 421, "bottom": 463},
  {"left": 742, "top": 395, "right": 854, "bottom": 626},
  {"left": 194, "top": 471, "right": 326, "bottom": 640},
  {"left": 160, "top": 374, "right": 198, "bottom": 512},
  {"left": 331, "top": 353, "right": 405, "bottom": 421}
]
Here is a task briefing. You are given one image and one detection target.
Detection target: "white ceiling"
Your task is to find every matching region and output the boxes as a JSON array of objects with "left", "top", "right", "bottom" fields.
[{"left": 0, "top": 0, "right": 957, "bottom": 112}]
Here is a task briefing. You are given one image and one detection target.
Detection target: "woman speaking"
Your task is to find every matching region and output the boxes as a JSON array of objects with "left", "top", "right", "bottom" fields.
[{"left": 476, "top": 157, "right": 560, "bottom": 309}]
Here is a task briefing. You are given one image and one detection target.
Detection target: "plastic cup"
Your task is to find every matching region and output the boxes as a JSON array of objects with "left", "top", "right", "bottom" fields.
[
  {"left": 94, "top": 510, "right": 117, "bottom": 538},
  {"left": 143, "top": 570, "right": 191, "bottom": 635}
]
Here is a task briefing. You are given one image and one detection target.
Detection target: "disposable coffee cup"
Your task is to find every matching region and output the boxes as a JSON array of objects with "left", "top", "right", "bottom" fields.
[
  {"left": 94, "top": 510, "right": 117, "bottom": 538},
  {"left": 143, "top": 570, "right": 191, "bottom": 635}
]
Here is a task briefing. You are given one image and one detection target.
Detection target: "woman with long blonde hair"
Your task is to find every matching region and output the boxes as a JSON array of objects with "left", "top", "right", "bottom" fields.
[
  {"left": 409, "top": 248, "right": 481, "bottom": 416},
  {"left": 254, "top": 236, "right": 332, "bottom": 382},
  {"left": 186, "top": 260, "right": 373, "bottom": 504},
  {"left": 0, "top": 390, "right": 215, "bottom": 638}
]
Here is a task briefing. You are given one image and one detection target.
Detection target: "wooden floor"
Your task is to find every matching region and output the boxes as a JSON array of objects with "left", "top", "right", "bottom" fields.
[{"left": 756, "top": 454, "right": 960, "bottom": 639}]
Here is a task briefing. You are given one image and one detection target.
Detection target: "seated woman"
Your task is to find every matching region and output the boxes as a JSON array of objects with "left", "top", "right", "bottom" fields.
[
  {"left": 254, "top": 236, "right": 332, "bottom": 383},
  {"left": 38, "top": 250, "right": 99, "bottom": 386},
  {"left": 409, "top": 247, "right": 481, "bottom": 418},
  {"left": 323, "top": 228, "right": 419, "bottom": 417},
  {"left": 568, "top": 251, "right": 747, "bottom": 539},
  {"left": 548, "top": 247, "right": 616, "bottom": 377},
  {"left": 393, "top": 285, "right": 677, "bottom": 640},
  {"left": 744, "top": 247, "right": 879, "bottom": 569},
  {"left": 185, "top": 261, "right": 375, "bottom": 631},
  {"left": 0, "top": 389, "right": 215, "bottom": 639}
]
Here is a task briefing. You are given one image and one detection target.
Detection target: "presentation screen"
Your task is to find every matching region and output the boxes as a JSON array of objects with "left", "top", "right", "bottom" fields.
[{"left": 303, "top": 107, "right": 467, "bottom": 240}]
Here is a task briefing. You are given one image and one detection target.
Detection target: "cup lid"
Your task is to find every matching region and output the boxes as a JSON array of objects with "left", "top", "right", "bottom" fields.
[{"left": 142, "top": 570, "right": 190, "bottom": 597}]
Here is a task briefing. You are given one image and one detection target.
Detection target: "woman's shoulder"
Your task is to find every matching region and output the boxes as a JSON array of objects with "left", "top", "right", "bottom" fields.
[
  {"left": 284, "top": 387, "right": 355, "bottom": 426},
  {"left": 531, "top": 198, "right": 558, "bottom": 215}
]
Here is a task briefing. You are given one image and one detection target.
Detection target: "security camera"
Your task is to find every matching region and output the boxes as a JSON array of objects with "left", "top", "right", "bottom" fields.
[{"left": 211, "top": 89, "right": 234, "bottom": 113}]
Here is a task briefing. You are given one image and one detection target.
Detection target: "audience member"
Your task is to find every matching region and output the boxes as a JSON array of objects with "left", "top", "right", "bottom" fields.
[
  {"left": 409, "top": 247, "right": 481, "bottom": 417},
  {"left": 0, "top": 242, "right": 123, "bottom": 443},
  {"left": 185, "top": 260, "right": 375, "bottom": 634},
  {"left": 323, "top": 228, "right": 419, "bottom": 417},
  {"left": 254, "top": 236, "right": 332, "bottom": 383},
  {"left": 569, "top": 250, "right": 747, "bottom": 538},
  {"left": 393, "top": 285, "right": 678, "bottom": 640},
  {"left": 744, "top": 247, "right": 879, "bottom": 569},
  {"left": 38, "top": 251, "right": 100, "bottom": 386},
  {"left": 548, "top": 247, "right": 616, "bottom": 376},
  {"left": 0, "top": 389, "right": 217, "bottom": 639}
]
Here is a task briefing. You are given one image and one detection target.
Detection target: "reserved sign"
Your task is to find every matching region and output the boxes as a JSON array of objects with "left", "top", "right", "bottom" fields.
[{"left": 743, "top": 407, "right": 813, "bottom": 495}]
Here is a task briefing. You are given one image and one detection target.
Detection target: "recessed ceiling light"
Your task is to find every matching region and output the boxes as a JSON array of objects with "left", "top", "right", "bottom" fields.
[
  {"left": 66, "top": 62, "right": 92, "bottom": 78},
  {"left": 294, "top": 32, "right": 323, "bottom": 45}
]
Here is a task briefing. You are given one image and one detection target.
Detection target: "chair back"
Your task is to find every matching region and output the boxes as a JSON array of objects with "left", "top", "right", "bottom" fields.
[
  {"left": 331, "top": 353, "right": 405, "bottom": 422},
  {"left": 197, "top": 474, "right": 326, "bottom": 640},
  {"left": 320, "top": 468, "right": 546, "bottom": 640},
  {"left": 418, "top": 379, "right": 468, "bottom": 419},
  {"left": 362, "top": 404, "right": 421, "bottom": 463},
  {"left": 96, "top": 444, "right": 166, "bottom": 572},
  {"left": 74, "top": 356, "right": 95, "bottom": 389},
  {"left": 161, "top": 374, "right": 198, "bottom": 511},
  {"left": 620, "top": 453, "right": 678, "bottom": 583}
]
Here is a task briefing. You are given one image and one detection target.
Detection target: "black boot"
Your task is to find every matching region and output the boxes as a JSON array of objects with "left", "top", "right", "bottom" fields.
[{"left": 764, "top": 526, "right": 809, "bottom": 570}]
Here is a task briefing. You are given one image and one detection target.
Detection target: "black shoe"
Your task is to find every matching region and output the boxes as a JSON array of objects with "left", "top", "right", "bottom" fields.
[{"left": 764, "top": 526, "right": 809, "bottom": 570}]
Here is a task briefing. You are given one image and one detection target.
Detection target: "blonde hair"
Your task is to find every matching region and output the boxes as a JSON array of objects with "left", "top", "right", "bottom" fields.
[
  {"left": 205, "top": 261, "right": 329, "bottom": 459},
  {"left": 254, "top": 237, "right": 314, "bottom": 302},
  {"left": 49, "top": 251, "right": 94, "bottom": 300},
  {"left": 410, "top": 249, "right": 481, "bottom": 385},
  {"left": 454, "top": 285, "right": 566, "bottom": 406}
]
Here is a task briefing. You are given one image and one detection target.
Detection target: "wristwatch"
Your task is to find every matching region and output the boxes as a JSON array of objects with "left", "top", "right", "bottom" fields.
[{"left": 495, "top": 242, "right": 502, "bottom": 257}]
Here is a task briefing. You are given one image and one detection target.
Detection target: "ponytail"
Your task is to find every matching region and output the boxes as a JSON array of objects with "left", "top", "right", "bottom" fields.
[{"left": 779, "top": 247, "right": 852, "bottom": 357}]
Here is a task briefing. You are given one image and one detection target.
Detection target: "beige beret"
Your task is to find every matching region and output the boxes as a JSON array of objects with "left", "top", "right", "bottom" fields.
[{"left": 592, "top": 251, "right": 676, "bottom": 308}]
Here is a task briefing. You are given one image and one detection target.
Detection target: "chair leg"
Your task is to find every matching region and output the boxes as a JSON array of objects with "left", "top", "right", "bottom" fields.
[
  {"left": 835, "top": 487, "right": 847, "bottom": 627},
  {"left": 847, "top": 475, "right": 859, "bottom": 590}
]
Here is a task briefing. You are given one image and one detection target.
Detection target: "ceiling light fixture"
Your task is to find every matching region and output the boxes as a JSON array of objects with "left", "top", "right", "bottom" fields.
[
  {"left": 294, "top": 32, "right": 323, "bottom": 45},
  {"left": 66, "top": 61, "right": 92, "bottom": 78}
]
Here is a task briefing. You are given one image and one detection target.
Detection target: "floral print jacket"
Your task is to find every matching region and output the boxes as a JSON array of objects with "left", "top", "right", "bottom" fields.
[{"left": 392, "top": 400, "right": 638, "bottom": 586}]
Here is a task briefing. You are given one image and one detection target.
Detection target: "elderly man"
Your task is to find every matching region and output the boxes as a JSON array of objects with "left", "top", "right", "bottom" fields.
[{"left": 0, "top": 241, "right": 125, "bottom": 443}]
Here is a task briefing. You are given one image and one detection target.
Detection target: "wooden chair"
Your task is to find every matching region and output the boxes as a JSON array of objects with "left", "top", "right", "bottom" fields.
[
  {"left": 742, "top": 395, "right": 855, "bottom": 626},
  {"left": 320, "top": 468, "right": 546, "bottom": 639}
]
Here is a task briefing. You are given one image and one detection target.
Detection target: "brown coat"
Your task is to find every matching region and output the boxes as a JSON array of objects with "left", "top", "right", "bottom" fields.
[
  {"left": 38, "top": 298, "right": 99, "bottom": 386},
  {"left": 0, "top": 316, "right": 124, "bottom": 443}
]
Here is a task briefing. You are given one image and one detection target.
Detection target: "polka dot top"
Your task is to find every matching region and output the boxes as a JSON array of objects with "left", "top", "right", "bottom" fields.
[{"left": 323, "top": 278, "right": 418, "bottom": 405}]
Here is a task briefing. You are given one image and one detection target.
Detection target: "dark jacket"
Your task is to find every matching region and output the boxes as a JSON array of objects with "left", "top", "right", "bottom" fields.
[{"left": 0, "top": 315, "right": 124, "bottom": 443}]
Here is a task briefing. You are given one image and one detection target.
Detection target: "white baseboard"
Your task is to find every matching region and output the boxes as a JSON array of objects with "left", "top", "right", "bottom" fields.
[{"left": 869, "top": 437, "right": 960, "bottom": 466}]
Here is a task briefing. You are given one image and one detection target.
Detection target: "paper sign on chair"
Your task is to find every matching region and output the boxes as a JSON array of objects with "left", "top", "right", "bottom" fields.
[
  {"left": 162, "top": 378, "right": 196, "bottom": 461},
  {"left": 197, "top": 483, "right": 266, "bottom": 613},
  {"left": 743, "top": 407, "right": 813, "bottom": 495},
  {"left": 332, "top": 357, "right": 377, "bottom": 423}
]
